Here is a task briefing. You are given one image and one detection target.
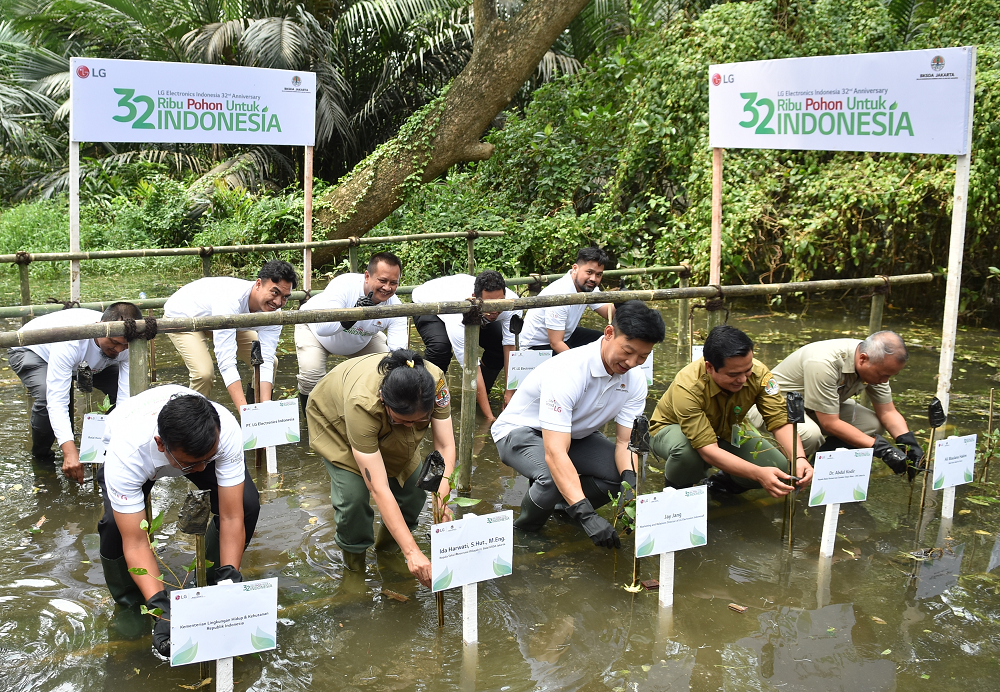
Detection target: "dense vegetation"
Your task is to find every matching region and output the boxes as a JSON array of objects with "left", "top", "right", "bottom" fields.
[{"left": 2, "top": 0, "right": 999, "bottom": 318}]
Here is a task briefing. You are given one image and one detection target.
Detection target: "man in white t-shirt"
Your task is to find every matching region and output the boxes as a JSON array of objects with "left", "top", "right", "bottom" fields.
[
  {"left": 163, "top": 259, "right": 296, "bottom": 409},
  {"left": 492, "top": 300, "right": 665, "bottom": 548},
  {"left": 295, "top": 252, "right": 408, "bottom": 409},
  {"left": 519, "top": 247, "right": 611, "bottom": 352},
  {"left": 412, "top": 270, "right": 520, "bottom": 421},
  {"left": 8, "top": 302, "right": 141, "bottom": 481},
  {"left": 96, "top": 385, "right": 259, "bottom": 657}
]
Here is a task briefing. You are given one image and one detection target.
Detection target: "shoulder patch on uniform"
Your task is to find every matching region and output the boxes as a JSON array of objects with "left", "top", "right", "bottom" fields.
[
  {"left": 764, "top": 377, "right": 780, "bottom": 395},
  {"left": 435, "top": 378, "right": 451, "bottom": 408}
]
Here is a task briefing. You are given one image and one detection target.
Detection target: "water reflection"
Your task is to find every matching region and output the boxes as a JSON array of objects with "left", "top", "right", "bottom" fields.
[{"left": 726, "top": 604, "right": 895, "bottom": 691}]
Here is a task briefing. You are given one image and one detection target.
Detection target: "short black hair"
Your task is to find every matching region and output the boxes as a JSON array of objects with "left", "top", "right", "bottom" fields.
[
  {"left": 473, "top": 269, "right": 506, "bottom": 297},
  {"left": 378, "top": 349, "right": 436, "bottom": 416},
  {"left": 576, "top": 246, "right": 610, "bottom": 268},
  {"left": 703, "top": 325, "right": 754, "bottom": 370},
  {"left": 611, "top": 300, "right": 666, "bottom": 343},
  {"left": 367, "top": 252, "right": 402, "bottom": 275},
  {"left": 157, "top": 394, "right": 221, "bottom": 459},
  {"left": 101, "top": 302, "right": 141, "bottom": 323},
  {"left": 258, "top": 259, "right": 298, "bottom": 289}
]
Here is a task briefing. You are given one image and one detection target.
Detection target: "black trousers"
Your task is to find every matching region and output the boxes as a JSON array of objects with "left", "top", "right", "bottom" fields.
[
  {"left": 414, "top": 315, "right": 505, "bottom": 390},
  {"left": 97, "top": 462, "right": 260, "bottom": 560},
  {"left": 527, "top": 327, "right": 604, "bottom": 351}
]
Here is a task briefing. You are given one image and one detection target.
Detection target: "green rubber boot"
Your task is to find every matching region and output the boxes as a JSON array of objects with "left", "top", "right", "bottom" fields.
[
  {"left": 100, "top": 555, "right": 143, "bottom": 608},
  {"left": 373, "top": 522, "right": 399, "bottom": 552},
  {"left": 514, "top": 492, "right": 552, "bottom": 532},
  {"left": 342, "top": 549, "right": 366, "bottom": 573}
]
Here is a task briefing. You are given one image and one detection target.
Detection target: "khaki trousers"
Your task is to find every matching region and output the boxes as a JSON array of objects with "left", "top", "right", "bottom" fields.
[
  {"left": 746, "top": 399, "right": 882, "bottom": 458},
  {"left": 166, "top": 329, "right": 264, "bottom": 397},
  {"left": 293, "top": 324, "right": 388, "bottom": 395}
]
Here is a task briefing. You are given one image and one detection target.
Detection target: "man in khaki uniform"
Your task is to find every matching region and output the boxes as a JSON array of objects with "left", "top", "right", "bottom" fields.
[
  {"left": 306, "top": 349, "right": 455, "bottom": 587},
  {"left": 746, "top": 331, "right": 917, "bottom": 473},
  {"left": 649, "top": 325, "right": 812, "bottom": 497}
]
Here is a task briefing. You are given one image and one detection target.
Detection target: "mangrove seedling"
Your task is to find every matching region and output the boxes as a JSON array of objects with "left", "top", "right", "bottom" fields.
[{"left": 128, "top": 511, "right": 212, "bottom": 617}]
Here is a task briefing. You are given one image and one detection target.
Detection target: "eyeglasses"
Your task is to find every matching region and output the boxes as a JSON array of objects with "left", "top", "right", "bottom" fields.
[
  {"left": 385, "top": 406, "right": 432, "bottom": 427},
  {"left": 163, "top": 445, "right": 213, "bottom": 473}
]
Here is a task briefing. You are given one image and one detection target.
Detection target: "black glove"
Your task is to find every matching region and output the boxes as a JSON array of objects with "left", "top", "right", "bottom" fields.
[
  {"left": 872, "top": 434, "right": 907, "bottom": 474},
  {"left": 619, "top": 470, "right": 637, "bottom": 505},
  {"left": 895, "top": 431, "right": 925, "bottom": 465},
  {"left": 146, "top": 590, "right": 171, "bottom": 657},
  {"left": 214, "top": 565, "right": 243, "bottom": 584},
  {"left": 342, "top": 291, "right": 377, "bottom": 330},
  {"left": 565, "top": 498, "right": 621, "bottom": 549}
]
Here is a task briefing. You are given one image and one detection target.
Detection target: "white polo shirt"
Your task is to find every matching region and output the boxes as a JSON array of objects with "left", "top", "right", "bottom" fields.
[
  {"left": 163, "top": 277, "right": 282, "bottom": 386},
  {"left": 519, "top": 272, "right": 606, "bottom": 348},
  {"left": 102, "top": 385, "right": 245, "bottom": 514},
  {"left": 491, "top": 339, "right": 647, "bottom": 442},
  {"left": 411, "top": 274, "right": 519, "bottom": 356},
  {"left": 16, "top": 308, "right": 130, "bottom": 446},
  {"left": 300, "top": 273, "right": 407, "bottom": 355}
]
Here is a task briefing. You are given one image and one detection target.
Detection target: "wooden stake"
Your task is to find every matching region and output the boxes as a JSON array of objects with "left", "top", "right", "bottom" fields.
[
  {"left": 303, "top": 145, "right": 314, "bottom": 293},
  {"left": 457, "top": 321, "right": 480, "bottom": 492},
  {"left": 147, "top": 309, "right": 156, "bottom": 382},
  {"left": 17, "top": 262, "right": 31, "bottom": 327},
  {"left": 677, "top": 266, "right": 690, "bottom": 360},
  {"left": 467, "top": 237, "right": 476, "bottom": 276}
]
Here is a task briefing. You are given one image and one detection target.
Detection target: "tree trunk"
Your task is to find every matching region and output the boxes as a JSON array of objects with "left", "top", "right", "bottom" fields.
[{"left": 312, "top": 0, "right": 591, "bottom": 267}]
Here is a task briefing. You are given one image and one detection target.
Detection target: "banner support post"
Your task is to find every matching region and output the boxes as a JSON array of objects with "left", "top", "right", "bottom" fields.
[
  {"left": 69, "top": 141, "right": 80, "bottom": 302},
  {"left": 658, "top": 551, "right": 674, "bottom": 608},
  {"left": 819, "top": 503, "right": 840, "bottom": 558},
  {"left": 462, "top": 583, "right": 477, "bottom": 644},
  {"left": 709, "top": 148, "right": 723, "bottom": 330},
  {"left": 303, "top": 146, "right": 313, "bottom": 293}
]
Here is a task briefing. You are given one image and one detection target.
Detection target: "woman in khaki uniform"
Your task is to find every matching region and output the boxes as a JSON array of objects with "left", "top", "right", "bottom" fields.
[{"left": 306, "top": 349, "right": 455, "bottom": 587}]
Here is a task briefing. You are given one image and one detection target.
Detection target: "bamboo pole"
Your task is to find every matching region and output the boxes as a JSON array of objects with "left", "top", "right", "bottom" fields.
[
  {"left": 0, "top": 274, "right": 937, "bottom": 349},
  {"left": 677, "top": 264, "right": 690, "bottom": 359},
  {"left": 201, "top": 253, "right": 212, "bottom": 278},
  {"left": 859, "top": 282, "right": 887, "bottom": 408},
  {"left": 129, "top": 339, "right": 150, "bottom": 396},
  {"left": 0, "top": 231, "right": 506, "bottom": 265},
  {"left": 457, "top": 321, "right": 479, "bottom": 493},
  {"left": 985, "top": 388, "right": 995, "bottom": 483},
  {"left": 17, "top": 261, "right": 31, "bottom": 327},
  {"left": 0, "top": 266, "right": 688, "bottom": 319},
  {"left": 147, "top": 309, "right": 156, "bottom": 383},
  {"left": 303, "top": 145, "right": 314, "bottom": 293},
  {"left": 348, "top": 244, "right": 358, "bottom": 273},
  {"left": 467, "top": 237, "right": 476, "bottom": 275}
]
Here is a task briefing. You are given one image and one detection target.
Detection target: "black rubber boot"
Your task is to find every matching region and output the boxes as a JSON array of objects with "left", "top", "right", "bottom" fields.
[
  {"left": 817, "top": 435, "right": 848, "bottom": 453},
  {"left": 245, "top": 382, "right": 255, "bottom": 405},
  {"left": 299, "top": 393, "right": 309, "bottom": 417},
  {"left": 704, "top": 471, "right": 749, "bottom": 495},
  {"left": 205, "top": 519, "right": 221, "bottom": 585},
  {"left": 30, "top": 426, "right": 56, "bottom": 463},
  {"left": 100, "top": 555, "right": 144, "bottom": 608},
  {"left": 514, "top": 492, "right": 552, "bottom": 532}
]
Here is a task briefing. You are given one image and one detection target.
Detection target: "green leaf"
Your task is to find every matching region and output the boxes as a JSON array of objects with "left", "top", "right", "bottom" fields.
[
  {"left": 853, "top": 485, "right": 867, "bottom": 502},
  {"left": 139, "top": 519, "right": 149, "bottom": 531},
  {"left": 150, "top": 512, "right": 164, "bottom": 534},
  {"left": 933, "top": 475, "right": 945, "bottom": 490},
  {"left": 810, "top": 489, "right": 826, "bottom": 506},
  {"left": 79, "top": 448, "right": 98, "bottom": 462},
  {"left": 140, "top": 604, "right": 162, "bottom": 617},
  {"left": 243, "top": 436, "right": 258, "bottom": 450},
  {"left": 432, "top": 567, "right": 453, "bottom": 591},
  {"left": 637, "top": 535, "right": 655, "bottom": 557},
  {"left": 690, "top": 529, "right": 707, "bottom": 546},
  {"left": 492, "top": 556, "right": 512, "bottom": 576},
  {"left": 250, "top": 627, "right": 275, "bottom": 650},
  {"left": 285, "top": 429, "right": 300, "bottom": 443},
  {"left": 129, "top": 567, "right": 148, "bottom": 576},
  {"left": 171, "top": 639, "right": 199, "bottom": 666},
  {"left": 451, "top": 497, "right": 481, "bottom": 507},
  {"left": 625, "top": 505, "right": 636, "bottom": 519}
]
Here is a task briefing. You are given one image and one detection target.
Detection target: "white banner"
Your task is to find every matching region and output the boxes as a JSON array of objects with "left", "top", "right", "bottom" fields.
[
  {"left": 240, "top": 399, "right": 300, "bottom": 450},
  {"left": 79, "top": 413, "right": 107, "bottom": 463},
  {"left": 932, "top": 434, "right": 977, "bottom": 490},
  {"left": 639, "top": 354, "right": 653, "bottom": 386},
  {"left": 506, "top": 350, "right": 552, "bottom": 389},
  {"left": 70, "top": 58, "right": 316, "bottom": 145},
  {"left": 431, "top": 511, "right": 514, "bottom": 592},
  {"left": 170, "top": 578, "right": 278, "bottom": 666},
  {"left": 808, "top": 448, "right": 874, "bottom": 506},
  {"left": 634, "top": 486, "right": 708, "bottom": 558},
  {"left": 692, "top": 344, "right": 704, "bottom": 362},
  {"left": 709, "top": 47, "right": 973, "bottom": 154}
]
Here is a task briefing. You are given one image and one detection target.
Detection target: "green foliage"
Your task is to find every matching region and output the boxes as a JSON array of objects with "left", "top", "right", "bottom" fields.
[{"left": 364, "top": 0, "right": 1000, "bottom": 319}]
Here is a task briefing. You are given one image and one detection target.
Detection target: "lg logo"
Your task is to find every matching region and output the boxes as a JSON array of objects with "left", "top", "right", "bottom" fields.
[
  {"left": 711, "top": 73, "right": 734, "bottom": 86},
  {"left": 76, "top": 65, "right": 107, "bottom": 78}
]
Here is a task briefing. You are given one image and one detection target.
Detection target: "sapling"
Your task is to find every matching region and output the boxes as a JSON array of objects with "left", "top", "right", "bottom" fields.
[{"left": 128, "top": 512, "right": 212, "bottom": 618}]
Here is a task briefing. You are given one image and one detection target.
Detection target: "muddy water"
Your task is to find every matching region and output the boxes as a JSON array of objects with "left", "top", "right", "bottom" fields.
[{"left": 1, "top": 296, "right": 999, "bottom": 692}]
